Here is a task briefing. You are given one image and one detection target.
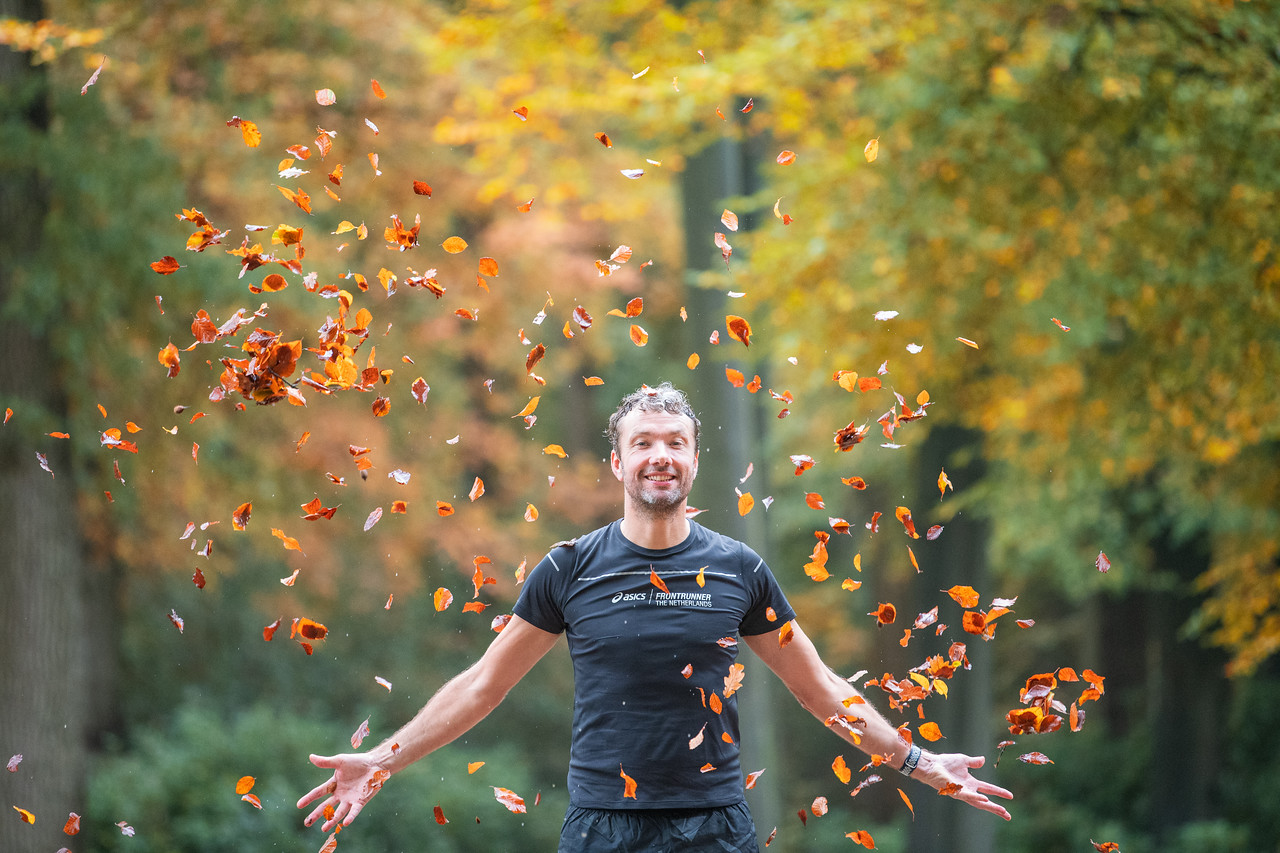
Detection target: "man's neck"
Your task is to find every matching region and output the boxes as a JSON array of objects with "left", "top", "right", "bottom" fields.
[{"left": 619, "top": 509, "right": 691, "bottom": 550}]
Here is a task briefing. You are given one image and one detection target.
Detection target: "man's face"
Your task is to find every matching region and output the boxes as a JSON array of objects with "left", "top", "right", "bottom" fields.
[{"left": 610, "top": 408, "right": 699, "bottom": 515}]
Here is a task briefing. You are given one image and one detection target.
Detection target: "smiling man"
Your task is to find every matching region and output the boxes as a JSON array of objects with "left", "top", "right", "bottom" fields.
[{"left": 299, "top": 382, "right": 1012, "bottom": 851}]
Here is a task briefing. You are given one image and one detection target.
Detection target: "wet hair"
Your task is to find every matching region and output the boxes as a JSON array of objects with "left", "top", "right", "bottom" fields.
[{"left": 606, "top": 382, "right": 701, "bottom": 454}]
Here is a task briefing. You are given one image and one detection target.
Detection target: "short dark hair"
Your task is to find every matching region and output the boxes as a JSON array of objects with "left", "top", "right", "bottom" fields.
[{"left": 606, "top": 382, "right": 701, "bottom": 454}]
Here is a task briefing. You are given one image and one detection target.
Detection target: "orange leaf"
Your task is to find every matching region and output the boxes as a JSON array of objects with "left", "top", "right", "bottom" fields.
[
  {"left": 513, "top": 396, "right": 540, "bottom": 418},
  {"left": 525, "top": 503, "right": 539, "bottom": 522},
  {"left": 594, "top": 131, "right": 612, "bottom": 147},
  {"left": 726, "top": 315, "right": 752, "bottom": 346},
  {"left": 629, "top": 324, "right": 648, "bottom": 346},
  {"left": 778, "top": 621, "right": 795, "bottom": 648},
  {"left": 620, "top": 765, "right": 638, "bottom": 799},
  {"left": 745, "top": 768, "right": 766, "bottom": 789},
  {"left": 442, "top": 236, "right": 469, "bottom": 253},
  {"left": 543, "top": 444, "right": 567, "bottom": 458},
  {"left": 944, "top": 585, "right": 980, "bottom": 608},
  {"left": 956, "top": 336, "right": 979, "bottom": 349},
  {"left": 919, "top": 722, "right": 944, "bottom": 741},
  {"left": 492, "top": 786, "right": 526, "bottom": 813},
  {"left": 723, "top": 662, "right": 745, "bottom": 697},
  {"left": 833, "top": 754, "right": 852, "bottom": 784},
  {"left": 938, "top": 468, "right": 953, "bottom": 498},
  {"left": 737, "top": 492, "right": 754, "bottom": 516},
  {"left": 864, "top": 138, "right": 880, "bottom": 162},
  {"left": 873, "top": 603, "right": 897, "bottom": 626},
  {"left": 846, "top": 829, "right": 876, "bottom": 848},
  {"left": 235, "top": 775, "right": 256, "bottom": 795},
  {"left": 271, "top": 528, "right": 303, "bottom": 553},
  {"left": 777, "top": 149, "right": 797, "bottom": 165},
  {"left": 63, "top": 812, "right": 80, "bottom": 834},
  {"left": 433, "top": 588, "right": 454, "bottom": 611},
  {"left": 584, "top": 376, "right": 604, "bottom": 386},
  {"left": 805, "top": 492, "right": 825, "bottom": 510},
  {"left": 241, "top": 793, "right": 262, "bottom": 809},
  {"left": 709, "top": 693, "right": 723, "bottom": 714},
  {"left": 469, "top": 478, "right": 485, "bottom": 501},
  {"left": 897, "top": 787, "right": 915, "bottom": 818},
  {"left": 151, "top": 256, "right": 181, "bottom": 274},
  {"left": 437, "top": 501, "right": 455, "bottom": 516},
  {"left": 479, "top": 256, "right": 499, "bottom": 276},
  {"left": 14, "top": 806, "right": 34, "bottom": 824},
  {"left": 895, "top": 506, "right": 920, "bottom": 538},
  {"left": 468, "top": 761, "right": 485, "bottom": 774},
  {"left": 725, "top": 367, "right": 745, "bottom": 387},
  {"left": 232, "top": 501, "right": 252, "bottom": 531},
  {"left": 811, "top": 796, "right": 829, "bottom": 817},
  {"left": 721, "top": 209, "right": 739, "bottom": 231},
  {"left": 650, "top": 569, "right": 670, "bottom": 594}
]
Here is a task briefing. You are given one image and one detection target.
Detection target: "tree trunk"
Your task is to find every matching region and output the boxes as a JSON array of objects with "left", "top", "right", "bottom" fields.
[{"left": 0, "top": 3, "right": 96, "bottom": 850}]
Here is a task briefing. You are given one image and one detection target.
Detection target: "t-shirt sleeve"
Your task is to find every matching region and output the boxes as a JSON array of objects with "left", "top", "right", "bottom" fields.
[
  {"left": 738, "top": 543, "right": 796, "bottom": 636},
  {"left": 512, "top": 546, "right": 572, "bottom": 634}
]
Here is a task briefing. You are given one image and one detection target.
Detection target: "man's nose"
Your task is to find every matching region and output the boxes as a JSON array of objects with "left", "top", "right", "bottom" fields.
[{"left": 650, "top": 441, "right": 671, "bottom": 463}]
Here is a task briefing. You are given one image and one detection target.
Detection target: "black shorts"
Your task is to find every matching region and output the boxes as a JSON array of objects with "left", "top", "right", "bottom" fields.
[{"left": 558, "top": 802, "right": 760, "bottom": 852}]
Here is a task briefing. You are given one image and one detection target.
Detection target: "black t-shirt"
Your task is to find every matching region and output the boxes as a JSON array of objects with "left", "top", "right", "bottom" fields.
[{"left": 513, "top": 519, "right": 796, "bottom": 809}]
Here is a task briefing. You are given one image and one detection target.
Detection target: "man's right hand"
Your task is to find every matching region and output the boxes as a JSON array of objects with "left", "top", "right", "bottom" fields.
[{"left": 297, "top": 752, "right": 390, "bottom": 833}]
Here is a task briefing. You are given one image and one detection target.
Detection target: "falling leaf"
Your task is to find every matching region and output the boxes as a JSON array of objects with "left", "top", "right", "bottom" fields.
[
  {"left": 844, "top": 824, "right": 875, "bottom": 845},
  {"left": 413, "top": 180, "right": 432, "bottom": 196},
  {"left": 895, "top": 506, "right": 920, "bottom": 538},
  {"left": 956, "top": 337, "right": 979, "bottom": 349},
  {"left": 434, "top": 588, "right": 454, "bottom": 611},
  {"left": 687, "top": 353, "right": 700, "bottom": 369},
  {"left": 437, "top": 501, "right": 455, "bottom": 516},
  {"left": 169, "top": 609, "right": 185, "bottom": 633},
  {"left": 315, "top": 88, "right": 336, "bottom": 105},
  {"left": 63, "top": 812, "right": 80, "bottom": 834},
  {"left": 775, "top": 621, "right": 795, "bottom": 649},
  {"left": 723, "top": 662, "right": 745, "bottom": 697},
  {"left": 14, "top": 806, "right": 34, "bottom": 824},
  {"left": 726, "top": 315, "right": 752, "bottom": 346},
  {"left": 236, "top": 775, "right": 256, "bottom": 795},
  {"left": 1096, "top": 552, "right": 1111, "bottom": 573},
  {"left": 873, "top": 603, "right": 896, "bottom": 626},
  {"left": 620, "top": 168, "right": 645, "bottom": 179},
  {"left": 1018, "top": 752, "right": 1054, "bottom": 765},
  {"left": 833, "top": 754, "right": 852, "bottom": 784},
  {"left": 721, "top": 209, "right": 739, "bottom": 231},
  {"left": 945, "top": 585, "right": 981, "bottom": 608},
  {"left": 1052, "top": 317, "right": 1071, "bottom": 331},
  {"left": 776, "top": 150, "right": 797, "bottom": 165},
  {"left": 442, "top": 236, "right": 468, "bottom": 253},
  {"left": 897, "top": 787, "right": 915, "bottom": 818},
  {"left": 272, "top": 528, "right": 303, "bottom": 553},
  {"left": 364, "top": 507, "right": 383, "bottom": 531},
  {"left": 525, "top": 503, "right": 539, "bottom": 522},
  {"left": 6, "top": 754, "right": 22, "bottom": 772},
  {"left": 737, "top": 492, "right": 754, "bottom": 516},
  {"left": 874, "top": 310, "right": 899, "bottom": 321},
  {"left": 864, "top": 138, "right": 880, "bottom": 162},
  {"left": 492, "top": 787, "right": 526, "bottom": 813},
  {"left": 938, "top": 469, "right": 954, "bottom": 498},
  {"left": 375, "top": 676, "right": 392, "bottom": 691},
  {"left": 919, "top": 722, "right": 944, "bottom": 741},
  {"left": 543, "top": 444, "right": 567, "bottom": 458},
  {"left": 469, "top": 478, "right": 485, "bottom": 501},
  {"left": 629, "top": 325, "right": 648, "bottom": 346},
  {"left": 594, "top": 131, "right": 612, "bottom": 147}
]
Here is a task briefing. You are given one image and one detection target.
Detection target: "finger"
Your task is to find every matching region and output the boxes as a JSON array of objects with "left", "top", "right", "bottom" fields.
[
  {"left": 304, "top": 797, "right": 334, "bottom": 829},
  {"left": 975, "top": 781, "right": 1014, "bottom": 800},
  {"left": 297, "top": 779, "right": 333, "bottom": 810},
  {"left": 343, "top": 800, "right": 366, "bottom": 827},
  {"left": 309, "top": 753, "right": 341, "bottom": 768}
]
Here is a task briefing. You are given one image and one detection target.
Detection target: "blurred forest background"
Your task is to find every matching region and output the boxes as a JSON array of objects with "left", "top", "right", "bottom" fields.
[{"left": 2, "top": 0, "right": 1278, "bottom": 851}]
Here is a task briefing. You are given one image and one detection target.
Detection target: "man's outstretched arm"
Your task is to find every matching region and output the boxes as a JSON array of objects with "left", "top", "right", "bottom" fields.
[
  {"left": 744, "top": 620, "right": 1012, "bottom": 820},
  {"left": 297, "top": 615, "right": 561, "bottom": 832}
]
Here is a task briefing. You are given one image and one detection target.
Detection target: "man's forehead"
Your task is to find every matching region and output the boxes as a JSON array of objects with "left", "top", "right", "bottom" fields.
[{"left": 617, "top": 408, "right": 697, "bottom": 439}]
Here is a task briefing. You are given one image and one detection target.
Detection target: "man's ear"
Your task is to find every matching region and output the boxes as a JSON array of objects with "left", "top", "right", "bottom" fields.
[{"left": 610, "top": 449, "right": 623, "bottom": 481}]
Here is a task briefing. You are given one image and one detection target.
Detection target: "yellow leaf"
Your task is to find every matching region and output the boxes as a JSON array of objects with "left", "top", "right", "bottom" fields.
[
  {"left": 864, "top": 137, "right": 880, "bottom": 162},
  {"left": 543, "top": 444, "right": 568, "bottom": 458},
  {"left": 513, "top": 396, "right": 540, "bottom": 418}
]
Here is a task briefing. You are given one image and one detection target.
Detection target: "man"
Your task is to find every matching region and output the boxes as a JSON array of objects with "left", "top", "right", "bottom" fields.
[{"left": 299, "top": 383, "right": 1013, "bottom": 850}]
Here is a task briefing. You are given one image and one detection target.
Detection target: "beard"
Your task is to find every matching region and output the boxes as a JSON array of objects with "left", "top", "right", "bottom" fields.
[{"left": 625, "top": 469, "right": 691, "bottom": 517}]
